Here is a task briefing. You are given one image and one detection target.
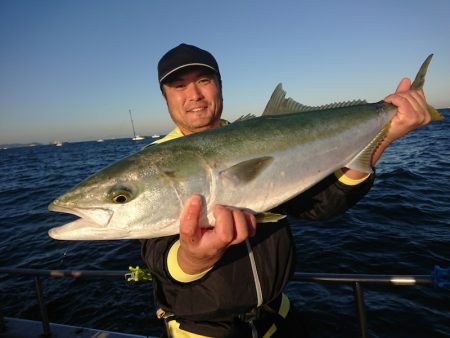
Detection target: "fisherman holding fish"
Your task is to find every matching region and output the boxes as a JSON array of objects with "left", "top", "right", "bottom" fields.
[
  {"left": 48, "top": 43, "right": 437, "bottom": 336},
  {"left": 140, "top": 44, "right": 433, "bottom": 338}
]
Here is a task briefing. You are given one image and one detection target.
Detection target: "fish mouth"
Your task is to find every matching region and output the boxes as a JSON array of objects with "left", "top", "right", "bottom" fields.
[
  {"left": 48, "top": 202, "right": 114, "bottom": 240},
  {"left": 48, "top": 202, "right": 113, "bottom": 226}
]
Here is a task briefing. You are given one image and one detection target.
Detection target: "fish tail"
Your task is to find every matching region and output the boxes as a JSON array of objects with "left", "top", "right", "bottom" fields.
[
  {"left": 411, "top": 54, "right": 444, "bottom": 121},
  {"left": 427, "top": 104, "right": 444, "bottom": 121},
  {"left": 411, "top": 54, "right": 433, "bottom": 90}
]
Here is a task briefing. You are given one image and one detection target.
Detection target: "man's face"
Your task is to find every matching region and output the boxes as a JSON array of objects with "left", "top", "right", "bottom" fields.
[{"left": 162, "top": 67, "right": 223, "bottom": 135}]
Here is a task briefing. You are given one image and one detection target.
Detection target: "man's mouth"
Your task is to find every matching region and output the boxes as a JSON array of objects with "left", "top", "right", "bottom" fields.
[{"left": 188, "top": 106, "right": 207, "bottom": 113}]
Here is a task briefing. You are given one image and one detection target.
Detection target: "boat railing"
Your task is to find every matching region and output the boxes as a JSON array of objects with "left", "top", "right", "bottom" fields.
[
  {"left": 291, "top": 271, "right": 444, "bottom": 338},
  {"left": 0, "top": 267, "right": 448, "bottom": 338}
]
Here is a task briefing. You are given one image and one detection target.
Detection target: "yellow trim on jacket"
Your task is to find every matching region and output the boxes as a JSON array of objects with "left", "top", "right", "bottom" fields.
[
  {"left": 334, "top": 168, "right": 370, "bottom": 186},
  {"left": 262, "top": 293, "right": 291, "bottom": 338},
  {"left": 164, "top": 293, "right": 291, "bottom": 338},
  {"left": 150, "top": 119, "right": 229, "bottom": 145},
  {"left": 150, "top": 127, "right": 184, "bottom": 144},
  {"left": 167, "top": 240, "right": 212, "bottom": 283},
  {"left": 166, "top": 320, "right": 210, "bottom": 338}
]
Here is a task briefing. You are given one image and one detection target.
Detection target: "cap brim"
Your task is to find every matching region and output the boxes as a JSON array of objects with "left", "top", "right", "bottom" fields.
[{"left": 159, "top": 63, "right": 217, "bottom": 83}]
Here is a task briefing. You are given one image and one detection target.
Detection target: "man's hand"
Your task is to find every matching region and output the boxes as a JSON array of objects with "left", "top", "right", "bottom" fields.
[
  {"left": 343, "top": 77, "right": 431, "bottom": 180},
  {"left": 383, "top": 77, "right": 431, "bottom": 143},
  {"left": 370, "top": 77, "right": 431, "bottom": 165},
  {"left": 177, "top": 195, "right": 256, "bottom": 275}
]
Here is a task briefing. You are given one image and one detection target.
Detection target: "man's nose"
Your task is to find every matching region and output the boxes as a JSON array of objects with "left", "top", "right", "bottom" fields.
[{"left": 186, "top": 83, "right": 203, "bottom": 100}]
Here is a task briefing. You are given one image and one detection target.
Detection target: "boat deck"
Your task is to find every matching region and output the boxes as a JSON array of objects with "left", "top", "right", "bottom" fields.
[{"left": 1, "top": 317, "right": 155, "bottom": 338}]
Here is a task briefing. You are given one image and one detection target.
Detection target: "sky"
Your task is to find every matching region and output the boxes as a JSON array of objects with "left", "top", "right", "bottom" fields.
[{"left": 1, "top": 0, "right": 449, "bottom": 145}]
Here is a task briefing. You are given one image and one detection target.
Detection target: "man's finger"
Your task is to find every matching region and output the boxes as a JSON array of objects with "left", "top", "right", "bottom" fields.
[
  {"left": 229, "top": 208, "right": 250, "bottom": 244},
  {"left": 395, "top": 77, "right": 411, "bottom": 93},
  {"left": 212, "top": 204, "right": 234, "bottom": 245},
  {"left": 244, "top": 212, "right": 257, "bottom": 237},
  {"left": 180, "top": 195, "right": 203, "bottom": 239}
]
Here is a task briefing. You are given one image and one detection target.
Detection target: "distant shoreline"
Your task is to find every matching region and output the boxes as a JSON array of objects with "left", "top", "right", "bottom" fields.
[{"left": 2, "top": 107, "right": 448, "bottom": 149}]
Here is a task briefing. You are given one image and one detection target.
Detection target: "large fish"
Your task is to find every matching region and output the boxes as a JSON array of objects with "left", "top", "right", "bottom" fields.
[{"left": 48, "top": 55, "right": 443, "bottom": 240}]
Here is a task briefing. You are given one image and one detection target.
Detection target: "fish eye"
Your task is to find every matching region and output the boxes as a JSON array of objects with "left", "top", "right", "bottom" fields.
[
  {"left": 112, "top": 193, "right": 130, "bottom": 204},
  {"left": 109, "top": 186, "right": 134, "bottom": 204}
]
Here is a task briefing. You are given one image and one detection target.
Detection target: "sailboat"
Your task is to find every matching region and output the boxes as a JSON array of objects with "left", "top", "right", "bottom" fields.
[{"left": 129, "top": 109, "right": 144, "bottom": 141}]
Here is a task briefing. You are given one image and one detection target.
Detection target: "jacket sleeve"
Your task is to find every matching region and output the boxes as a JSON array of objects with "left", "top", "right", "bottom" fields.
[
  {"left": 271, "top": 171, "right": 375, "bottom": 220},
  {"left": 140, "top": 236, "right": 177, "bottom": 283}
]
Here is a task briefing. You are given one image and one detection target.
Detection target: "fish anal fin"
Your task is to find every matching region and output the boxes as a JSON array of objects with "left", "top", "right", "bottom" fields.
[
  {"left": 255, "top": 212, "right": 286, "bottom": 223},
  {"left": 219, "top": 156, "right": 274, "bottom": 186},
  {"left": 345, "top": 124, "right": 390, "bottom": 173}
]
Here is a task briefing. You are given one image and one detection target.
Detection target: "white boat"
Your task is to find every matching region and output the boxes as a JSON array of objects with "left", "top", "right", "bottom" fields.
[
  {"left": 97, "top": 139, "right": 104, "bottom": 143},
  {"left": 151, "top": 134, "right": 160, "bottom": 138},
  {"left": 129, "top": 109, "right": 144, "bottom": 141}
]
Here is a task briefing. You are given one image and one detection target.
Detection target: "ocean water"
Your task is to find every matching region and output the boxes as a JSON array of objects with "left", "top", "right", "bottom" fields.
[{"left": 0, "top": 110, "right": 449, "bottom": 338}]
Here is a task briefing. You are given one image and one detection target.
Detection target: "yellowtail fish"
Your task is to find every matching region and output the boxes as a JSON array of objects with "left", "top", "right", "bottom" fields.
[{"left": 48, "top": 55, "right": 443, "bottom": 240}]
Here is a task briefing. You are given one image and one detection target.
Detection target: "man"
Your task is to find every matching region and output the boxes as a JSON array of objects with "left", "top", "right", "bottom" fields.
[{"left": 141, "top": 43, "right": 431, "bottom": 338}]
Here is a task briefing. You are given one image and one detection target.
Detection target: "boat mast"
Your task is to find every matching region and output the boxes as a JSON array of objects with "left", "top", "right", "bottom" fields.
[{"left": 129, "top": 109, "right": 137, "bottom": 138}]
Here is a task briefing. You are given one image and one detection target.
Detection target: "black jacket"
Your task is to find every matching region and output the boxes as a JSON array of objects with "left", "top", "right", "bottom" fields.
[{"left": 141, "top": 172, "right": 374, "bottom": 337}]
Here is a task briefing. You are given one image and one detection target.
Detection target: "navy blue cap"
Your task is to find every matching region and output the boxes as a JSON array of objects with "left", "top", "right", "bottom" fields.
[{"left": 158, "top": 43, "right": 221, "bottom": 84}]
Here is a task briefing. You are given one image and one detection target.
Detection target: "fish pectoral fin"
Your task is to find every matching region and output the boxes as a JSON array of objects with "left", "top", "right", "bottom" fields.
[
  {"left": 219, "top": 156, "right": 274, "bottom": 186},
  {"left": 255, "top": 212, "right": 286, "bottom": 223},
  {"left": 345, "top": 124, "right": 391, "bottom": 173}
]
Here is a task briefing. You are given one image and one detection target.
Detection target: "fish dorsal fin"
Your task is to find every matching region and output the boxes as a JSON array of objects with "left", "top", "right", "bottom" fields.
[
  {"left": 219, "top": 156, "right": 274, "bottom": 186},
  {"left": 262, "top": 83, "right": 314, "bottom": 116},
  {"left": 262, "top": 83, "right": 367, "bottom": 116},
  {"left": 233, "top": 113, "right": 257, "bottom": 122}
]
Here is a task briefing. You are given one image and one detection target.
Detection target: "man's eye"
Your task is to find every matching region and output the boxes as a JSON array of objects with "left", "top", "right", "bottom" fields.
[{"left": 199, "top": 78, "right": 211, "bottom": 84}]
